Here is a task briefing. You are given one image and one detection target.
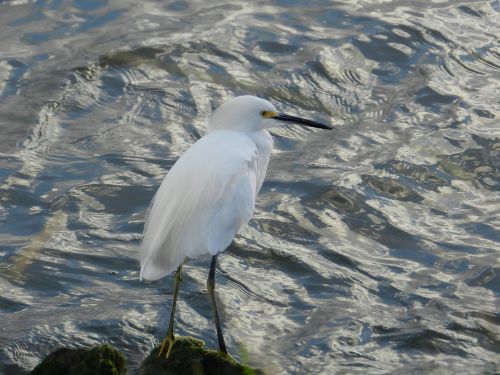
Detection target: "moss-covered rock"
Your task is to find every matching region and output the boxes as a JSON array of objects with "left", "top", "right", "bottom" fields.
[
  {"left": 30, "top": 344, "right": 126, "bottom": 375},
  {"left": 140, "top": 336, "right": 265, "bottom": 375},
  {"left": 29, "top": 337, "right": 264, "bottom": 375}
]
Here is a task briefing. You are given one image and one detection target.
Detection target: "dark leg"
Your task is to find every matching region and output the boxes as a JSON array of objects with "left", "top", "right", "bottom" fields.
[
  {"left": 158, "top": 265, "right": 182, "bottom": 358},
  {"left": 207, "top": 254, "right": 228, "bottom": 354}
]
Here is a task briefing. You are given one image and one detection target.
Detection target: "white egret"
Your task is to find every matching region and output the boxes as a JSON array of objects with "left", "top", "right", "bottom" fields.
[{"left": 139, "top": 95, "right": 332, "bottom": 357}]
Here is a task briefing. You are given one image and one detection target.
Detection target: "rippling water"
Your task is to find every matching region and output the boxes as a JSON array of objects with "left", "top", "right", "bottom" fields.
[{"left": 1, "top": 0, "right": 499, "bottom": 374}]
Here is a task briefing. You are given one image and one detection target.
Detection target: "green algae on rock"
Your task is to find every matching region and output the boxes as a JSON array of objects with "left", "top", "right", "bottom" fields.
[
  {"left": 140, "top": 336, "right": 265, "bottom": 375},
  {"left": 30, "top": 344, "right": 127, "bottom": 375}
]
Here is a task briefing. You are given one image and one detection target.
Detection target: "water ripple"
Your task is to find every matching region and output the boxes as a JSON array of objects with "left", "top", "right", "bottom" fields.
[{"left": 0, "top": 0, "right": 499, "bottom": 374}]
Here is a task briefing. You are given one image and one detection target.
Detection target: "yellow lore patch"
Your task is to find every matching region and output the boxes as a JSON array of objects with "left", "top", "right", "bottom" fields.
[{"left": 260, "top": 110, "right": 278, "bottom": 118}]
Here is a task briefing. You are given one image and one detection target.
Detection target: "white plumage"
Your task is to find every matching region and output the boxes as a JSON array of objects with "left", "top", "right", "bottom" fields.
[{"left": 140, "top": 96, "right": 274, "bottom": 281}]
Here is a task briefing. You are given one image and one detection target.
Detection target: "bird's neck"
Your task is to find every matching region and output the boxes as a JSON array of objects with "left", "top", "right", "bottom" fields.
[
  {"left": 247, "top": 129, "right": 273, "bottom": 194},
  {"left": 248, "top": 129, "right": 273, "bottom": 157}
]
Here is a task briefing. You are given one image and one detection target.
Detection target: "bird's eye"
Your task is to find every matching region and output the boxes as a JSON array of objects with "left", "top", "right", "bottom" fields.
[{"left": 260, "top": 110, "right": 278, "bottom": 119}]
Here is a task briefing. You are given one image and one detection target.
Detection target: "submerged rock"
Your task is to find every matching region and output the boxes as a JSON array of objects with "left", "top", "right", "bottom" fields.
[
  {"left": 140, "top": 336, "right": 265, "bottom": 375},
  {"left": 30, "top": 344, "right": 126, "bottom": 375}
]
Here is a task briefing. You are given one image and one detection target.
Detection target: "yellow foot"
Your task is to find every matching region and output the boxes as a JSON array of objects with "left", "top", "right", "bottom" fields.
[{"left": 157, "top": 335, "right": 175, "bottom": 359}]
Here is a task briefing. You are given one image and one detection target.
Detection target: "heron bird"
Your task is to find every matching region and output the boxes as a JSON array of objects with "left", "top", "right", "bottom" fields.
[{"left": 139, "top": 95, "right": 332, "bottom": 358}]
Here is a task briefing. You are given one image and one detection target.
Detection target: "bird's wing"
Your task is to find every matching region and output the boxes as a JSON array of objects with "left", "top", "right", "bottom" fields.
[{"left": 140, "top": 130, "right": 262, "bottom": 281}]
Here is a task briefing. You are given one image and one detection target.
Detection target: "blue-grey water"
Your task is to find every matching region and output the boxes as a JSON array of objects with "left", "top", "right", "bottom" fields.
[{"left": 0, "top": 1, "right": 499, "bottom": 374}]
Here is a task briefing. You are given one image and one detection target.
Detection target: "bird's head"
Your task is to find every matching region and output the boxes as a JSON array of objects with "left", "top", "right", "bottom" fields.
[{"left": 208, "top": 95, "right": 332, "bottom": 133}]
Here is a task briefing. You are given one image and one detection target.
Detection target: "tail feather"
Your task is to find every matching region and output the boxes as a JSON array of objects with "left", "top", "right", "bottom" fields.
[{"left": 140, "top": 252, "right": 175, "bottom": 281}]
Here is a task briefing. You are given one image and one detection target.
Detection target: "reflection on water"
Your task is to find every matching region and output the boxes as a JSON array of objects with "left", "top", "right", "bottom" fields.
[{"left": 0, "top": 0, "right": 499, "bottom": 374}]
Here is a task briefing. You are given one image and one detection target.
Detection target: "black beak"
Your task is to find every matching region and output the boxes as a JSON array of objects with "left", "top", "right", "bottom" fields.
[{"left": 272, "top": 113, "right": 333, "bottom": 130}]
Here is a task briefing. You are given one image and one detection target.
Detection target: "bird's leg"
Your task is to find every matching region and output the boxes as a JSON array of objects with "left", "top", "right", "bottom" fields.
[
  {"left": 207, "top": 254, "right": 228, "bottom": 354},
  {"left": 158, "top": 265, "right": 182, "bottom": 358}
]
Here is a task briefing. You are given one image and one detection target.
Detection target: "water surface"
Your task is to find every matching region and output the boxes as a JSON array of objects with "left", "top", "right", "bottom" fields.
[{"left": 0, "top": 0, "right": 499, "bottom": 374}]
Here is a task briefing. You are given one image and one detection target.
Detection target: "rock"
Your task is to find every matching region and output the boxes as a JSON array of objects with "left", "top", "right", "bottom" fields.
[
  {"left": 28, "top": 337, "right": 264, "bottom": 375},
  {"left": 140, "top": 336, "right": 265, "bottom": 375},
  {"left": 29, "top": 344, "right": 127, "bottom": 375}
]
